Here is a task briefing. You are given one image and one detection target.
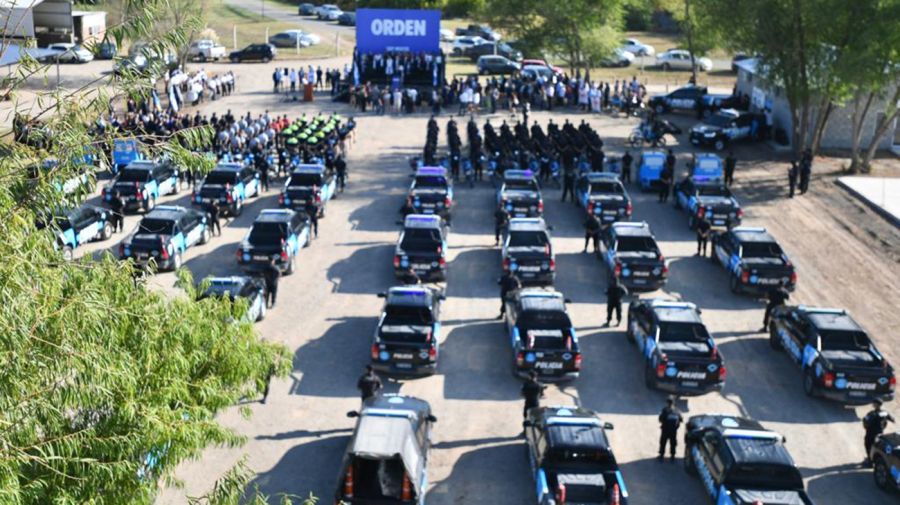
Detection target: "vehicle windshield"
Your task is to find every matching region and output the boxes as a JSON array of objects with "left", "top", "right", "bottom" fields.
[
  {"left": 590, "top": 182, "right": 623, "bottom": 194},
  {"left": 384, "top": 305, "right": 434, "bottom": 326},
  {"left": 117, "top": 168, "right": 150, "bottom": 183},
  {"left": 659, "top": 322, "right": 709, "bottom": 342},
  {"left": 415, "top": 176, "right": 447, "bottom": 188},
  {"left": 248, "top": 222, "right": 287, "bottom": 244},
  {"left": 616, "top": 236, "right": 657, "bottom": 253},
  {"left": 288, "top": 173, "right": 322, "bottom": 186},
  {"left": 505, "top": 179, "right": 539, "bottom": 191},
  {"left": 727, "top": 462, "right": 803, "bottom": 490},
  {"left": 705, "top": 114, "right": 733, "bottom": 127},
  {"left": 204, "top": 171, "right": 238, "bottom": 185},
  {"left": 697, "top": 185, "right": 730, "bottom": 197},
  {"left": 520, "top": 310, "right": 572, "bottom": 331},
  {"left": 509, "top": 231, "right": 549, "bottom": 248},
  {"left": 400, "top": 228, "right": 441, "bottom": 250},
  {"left": 819, "top": 330, "right": 870, "bottom": 351},
  {"left": 138, "top": 218, "right": 174, "bottom": 235},
  {"left": 741, "top": 241, "right": 783, "bottom": 258}
]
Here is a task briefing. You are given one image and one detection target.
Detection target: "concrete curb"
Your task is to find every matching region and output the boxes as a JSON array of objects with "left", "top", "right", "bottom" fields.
[{"left": 835, "top": 178, "right": 900, "bottom": 229}]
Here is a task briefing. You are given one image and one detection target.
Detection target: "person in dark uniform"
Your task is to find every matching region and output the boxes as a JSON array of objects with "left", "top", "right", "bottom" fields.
[
  {"left": 521, "top": 371, "right": 546, "bottom": 420},
  {"left": 799, "top": 149, "right": 812, "bottom": 194},
  {"left": 724, "top": 152, "right": 737, "bottom": 186},
  {"left": 305, "top": 200, "right": 318, "bottom": 238},
  {"left": 356, "top": 365, "right": 383, "bottom": 402},
  {"left": 583, "top": 213, "right": 602, "bottom": 253},
  {"left": 561, "top": 166, "right": 576, "bottom": 203},
  {"left": 497, "top": 271, "right": 521, "bottom": 319},
  {"left": 761, "top": 286, "right": 790, "bottom": 331},
  {"left": 262, "top": 257, "right": 281, "bottom": 308},
  {"left": 695, "top": 95, "right": 705, "bottom": 119},
  {"left": 605, "top": 277, "right": 628, "bottom": 326},
  {"left": 863, "top": 400, "right": 895, "bottom": 466},
  {"left": 335, "top": 155, "right": 347, "bottom": 192},
  {"left": 659, "top": 150, "right": 675, "bottom": 203},
  {"left": 206, "top": 200, "right": 222, "bottom": 236},
  {"left": 261, "top": 363, "right": 276, "bottom": 404},
  {"left": 788, "top": 160, "right": 799, "bottom": 198},
  {"left": 696, "top": 216, "right": 711, "bottom": 256},
  {"left": 494, "top": 206, "right": 510, "bottom": 246},
  {"left": 108, "top": 191, "right": 125, "bottom": 233},
  {"left": 400, "top": 199, "right": 416, "bottom": 218},
  {"left": 658, "top": 396, "right": 683, "bottom": 462},
  {"left": 621, "top": 150, "right": 633, "bottom": 184},
  {"left": 257, "top": 156, "right": 270, "bottom": 192}
]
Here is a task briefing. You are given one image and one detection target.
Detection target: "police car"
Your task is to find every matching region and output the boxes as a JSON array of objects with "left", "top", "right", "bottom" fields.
[
  {"left": 407, "top": 166, "right": 454, "bottom": 221},
  {"left": 38, "top": 205, "right": 114, "bottom": 261},
  {"left": 684, "top": 415, "right": 815, "bottom": 505},
  {"left": 637, "top": 150, "right": 666, "bottom": 191},
  {"left": 769, "top": 306, "right": 895, "bottom": 403},
  {"left": 576, "top": 172, "right": 633, "bottom": 224},
  {"left": 648, "top": 85, "right": 734, "bottom": 115},
  {"left": 712, "top": 227, "right": 797, "bottom": 295},
  {"left": 501, "top": 218, "right": 555, "bottom": 286},
  {"left": 497, "top": 169, "right": 544, "bottom": 218},
  {"left": 103, "top": 160, "right": 180, "bottom": 212},
  {"left": 523, "top": 406, "right": 629, "bottom": 505},
  {"left": 600, "top": 222, "right": 668, "bottom": 292},
  {"left": 278, "top": 164, "right": 336, "bottom": 217},
  {"left": 31, "top": 158, "right": 94, "bottom": 197},
  {"left": 689, "top": 109, "right": 766, "bottom": 151},
  {"left": 198, "top": 276, "right": 267, "bottom": 323},
  {"left": 371, "top": 286, "right": 445, "bottom": 376},
  {"left": 626, "top": 299, "right": 726, "bottom": 394},
  {"left": 119, "top": 205, "right": 210, "bottom": 271},
  {"left": 393, "top": 214, "right": 448, "bottom": 282},
  {"left": 505, "top": 288, "right": 581, "bottom": 381},
  {"left": 871, "top": 432, "right": 900, "bottom": 493},
  {"left": 237, "top": 209, "right": 311, "bottom": 274},
  {"left": 673, "top": 161, "right": 743, "bottom": 230},
  {"left": 192, "top": 163, "right": 260, "bottom": 216}
]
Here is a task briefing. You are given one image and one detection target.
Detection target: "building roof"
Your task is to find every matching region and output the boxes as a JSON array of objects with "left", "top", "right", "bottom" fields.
[
  {"left": 0, "top": 43, "right": 62, "bottom": 66},
  {"left": 735, "top": 57, "right": 758, "bottom": 75}
]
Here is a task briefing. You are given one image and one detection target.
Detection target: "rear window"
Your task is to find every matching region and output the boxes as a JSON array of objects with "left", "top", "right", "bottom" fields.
[
  {"left": 506, "top": 179, "right": 539, "bottom": 191},
  {"left": 520, "top": 310, "right": 572, "bottom": 330},
  {"left": 401, "top": 228, "right": 441, "bottom": 250},
  {"left": 248, "top": 222, "right": 287, "bottom": 244},
  {"left": 697, "top": 185, "right": 730, "bottom": 197},
  {"left": 590, "top": 182, "right": 623, "bottom": 194},
  {"left": 138, "top": 218, "right": 174, "bottom": 235},
  {"left": 741, "top": 241, "right": 783, "bottom": 258},
  {"left": 415, "top": 176, "right": 447, "bottom": 188},
  {"left": 659, "top": 322, "right": 709, "bottom": 342},
  {"left": 118, "top": 168, "right": 150, "bottom": 182},
  {"left": 705, "top": 114, "right": 732, "bottom": 127},
  {"left": 204, "top": 171, "right": 238, "bottom": 185},
  {"left": 509, "top": 231, "right": 549, "bottom": 248},
  {"left": 385, "top": 305, "right": 433, "bottom": 325},
  {"left": 616, "top": 236, "right": 657, "bottom": 252},
  {"left": 727, "top": 462, "right": 803, "bottom": 490},
  {"left": 819, "top": 330, "right": 870, "bottom": 351},
  {"left": 288, "top": 173, "right": 322, "bottom": 186}
]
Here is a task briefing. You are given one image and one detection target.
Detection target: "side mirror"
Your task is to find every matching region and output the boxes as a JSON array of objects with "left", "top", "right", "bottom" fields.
[
  {"left": 604, "top": 422, "right": 614, "bottom": 430},
  {"left": 522, "top": 420, "right": 533, "bottom": 428},
  {"left": 426, "top": 414, "right": 438, "bottom": 423},
  {"left": 346, "top": 411, "right": 360, "bottom": 418},
  {"left": 377, "top": 292, "right": 387, "bottom": 298},
  {"left": 564, "top": 298, "right": 572, "bottom": 304}
]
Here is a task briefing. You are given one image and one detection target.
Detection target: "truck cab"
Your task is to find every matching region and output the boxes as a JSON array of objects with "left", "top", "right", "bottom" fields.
[
  {"left": 576, "top": 173, "right": 633, "bottom": 224},
  {"left": 371, "top": 286, "right": 445, "bottom": 376},
  {"left": 407, "top": 166, "right": 453, "bottom": 221},
  {"left": 502, "top": 218, "right": 555, "bottom": 286}
]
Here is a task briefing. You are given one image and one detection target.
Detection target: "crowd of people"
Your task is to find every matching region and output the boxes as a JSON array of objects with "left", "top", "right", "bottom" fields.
[{"left": 272, "top": 65, "right": 348, "bottom": 97}]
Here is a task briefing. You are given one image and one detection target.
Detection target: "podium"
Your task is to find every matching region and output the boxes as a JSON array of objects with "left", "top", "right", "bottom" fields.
[{"left": 304, "top": 84, "right": 314, "bottom": 102}]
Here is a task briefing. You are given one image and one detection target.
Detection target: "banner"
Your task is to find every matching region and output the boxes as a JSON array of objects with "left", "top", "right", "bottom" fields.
[{"left": 356, "top": 9, "right": 440, "bottom": 54}]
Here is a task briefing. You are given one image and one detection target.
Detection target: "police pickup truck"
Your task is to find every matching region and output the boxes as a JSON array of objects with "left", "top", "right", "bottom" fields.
[
  {"left": 237, "top": 209, "right": 311, "bottom": 274},
  {"left": 497, "top": 169, "right": 544, "bottom": 218},
  {"left": 119, "top": 205, "right": 210, "bottom": 271},
  {"left": 524, "top": 406, "right": 629, "bottom": 505},
  {"left": 278, "top": 164, "right": 336, "bottom": 217},
  {"left": 684, "top": 415, "right": 816, "bottom": 505},
  {"left": 648, "top": 85, "right": 735, "bottom": 116},
  {"left": 336, "top": 395, "right": 436, "bottom": 505},
  {"left": 38, "top": 205, "right": 114, "bottom": 261},
  {"left": 393, "top": 214, "right": 448, "bottom": 282},
  {"left": 371, "top": 286, "right": 445, "bottom": 376},
  {"left": 505, "top": 288, "right": 581, "bottom": 381},
  {"left": 407, "top": 166, "right": 454, "bottom": 222},
  {"left": 871, "top": 432, "right": 900, "bottom": 493},
  {"left": 712, "top": 227, "right": 797, "bottom": 295},
  {"left": 637, "top": 150, "right": 666, "bottom": 191},
  {"left": 192, "top": 162, "right": 260, "bottom": 216},
  {"left": 627, "top": 299, "right": 726, "bottom": 395},
  {"left": 600, "top": 222, "right": 668, "bottom": 292},
  {"left": 769, "top": 306, "right": 895, "bottom": 403},
  {"left": 103, "top": 160, "right": 179, "bottom": 212},
  {"left": 689, "top": 109, "right": 766, "bottom": 151},
  {"left": 576, "top": 173, "right": 633, "bottom": 224},
  {"left": 673, "top": 175, "right": 743, "bottom": 229},
  {"left": 501, "top": 217, "right": 555, "bottom": 286},
  {"left": 198, "top": 276, "right": 267, "bottom": 323}
]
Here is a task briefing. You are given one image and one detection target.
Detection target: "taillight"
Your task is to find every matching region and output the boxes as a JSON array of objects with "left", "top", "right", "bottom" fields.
[
  {"left": 697, "top": 207, "right": 705, "bottom": 218},
  {"left": 656, "top": 362, "right": 667, "bottom": 378},
  {"left": 160, "top": 246, "right": 169, "bottom": 260},
  {"left": 574, "top": 354, "right": 582, "bottom": 370},
  {"left": 278, "top": 193, "right": 285, "bottom": 204},
  {"left": 444, "top": 196, "right": 452, "bottom": 208},
  {"left": 718, "top": 365, "right": 727, "bottom": 381},
  {"left": 315, "top": 191, "right": 322, "bottom": 203},
  {"left": 280, "top": 250, "right": 289, "bottom": 262},
  {"left": 537, "top": 200, "right": 544, "bottom": 213},
  {"left": 614, "top": 262, "right": 622, "bottom": 277},
  {"left": 393, "top": 255, "right": 401, "bottom": 268},
  {"left": 611, "top": 483, "right": 621, "bottom": 505},
  {"left": 235, "top": 249, "right": 242, "bottom": 260},
  {"left": 710, "top": 347, "right": 718, "bottom": 359},
  {"left": 889, "top": 376, "right": 896, "bottom": 391},
  {"left": 401, "top": 473, "right": 412, "bottom": 501},
  {"left": 587, "top": 202, "right": 595, "bottom": 214},
  {"left": 428, "top": 347, "right": 437, "bottom": 361},
  {"left": 741, "top": 270, "right": 750, "bottom": 283},
  {"left": 737, "top": 208, "right": 744, "bottom": 218},
  {"left": 134, "top": 182, "right": 143, "bottom": 200},
  {"left": 438, "top": 257, "right": 446, "bottom": 267},
  {"left": 516, "top": 351, "right": 525, "bottom": 367},
  {"left": 662, "top": 264, "right": 669, "bottom": 276},
  {"left": 371, "top": 343, "right": 380, "bottom": 360},
  {"left": 226, "top": 192, "right": 234, "bottom": 203},
  {"left": 556, "top": 484, "right": 566, "bottom": 505},
  {"left": 626, "top": 202, "right": 632, "bottom": 215},
  {"left": 823, "top": 371, "right": 835, "bottom": 388},
  {"left": 436, "top": 245, "right": 442, "bottom": 254},
  {"left": 343, "top": 465, "right": 354, "bottom": 497},
  {"left": 503, "top": 258, "right": 510, "bottom": 271},
  {"left": 790, "top": 271, "right": 797, "bottom": 284},
  {"left": 549, "top": 259, "right": 556, "bottom": 271},
  {"left": 118, "top": 244, "right": 125, "bottom": 256}
]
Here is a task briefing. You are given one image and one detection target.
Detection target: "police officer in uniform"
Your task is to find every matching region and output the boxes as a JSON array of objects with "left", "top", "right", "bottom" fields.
[
  {"left": 494, "top": 206, "right": 510, "bottom": 246},
  {"left": 561, "top": 165, "right": 576, "bottom": 203},
  {"left": 583, "top": 213, "right": 602, "bottom": 253},
  {"left": 262, "top": 257, "right": 281, "bottom": 308},
  {"left": 206, "top": 200, "right": 222, "bottom": 236},
  {"left": 696, "top": 216, "right": 712, "bottom": 257},
  {"left": 788, "top": 160, "right": 799, "bottom": 198},
  {"left": 863, "top": 399, "right": 895, "bottom": 466},
  {"left": 621, "top": 150, "right": 633, "bottom": 184},
  {"left": 724, "top": 152, "right": 737, "bottom": 186},
  {"left": 521, "top": 371, "right": 546, "bottom": 420},
  {"left": 658, "top": 396, "right": 683, "bottom": 462},
  {"left": 659, "top": 150, "right": 675, "bottom": 203},
  {"left": 605, "top": 277, "right": 628, "bottom": 326},
  {"left": 335, "top": 155, "right": 348, "bottom": 192},
  {"left": 304, "top": 199, "right": 318, "bottom": 238},
  {"left": 108, "top": 191, "right": 126, "bottom": 233},
  {"left": 497, "top": 271, "right": 522, "bottom": 319},
  {"left": 356, "top": 365, "right": 383, "bottom": 402},
  {"left": 761, "top": 286, "right": 790, "bottom": 332}
]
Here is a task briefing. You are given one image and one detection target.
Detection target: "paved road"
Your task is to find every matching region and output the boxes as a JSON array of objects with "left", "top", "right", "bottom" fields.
[
  {"left": 226, "top": 0, "right": 355, "bottom": 40},
  {"left": 64, "top": 61, "right": 899, "bottom": 504}
]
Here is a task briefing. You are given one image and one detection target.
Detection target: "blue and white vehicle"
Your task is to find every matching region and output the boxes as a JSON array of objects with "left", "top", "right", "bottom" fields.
[
  {"left": 407, "top": 166, "right": 454, "bottom": 221},
  {"left": 192, "top": 163, "right": 260, "bottom": 216},
  {"left": 371, "top": 285, "right": 445, "bottom": 376},
  {"left": 103, "top": 160, "right": 179, "bottom": 212},
  {"left": 626, "top": 299, "right": 726, "bottom": 395},
  {"left": 199, "top": 276, "right": 268, "bottom": 323},
  {"left": 237, "top": 209, "right": 311, "bottom": 274},
  {"left": 523, "top": 405, "right": 628, "bottom": 505},
  {"left": 501, "top": 218, "right": 555, "bottom": 286},
  {"left": 39, "top": 205, "right": 114, "bottom": 261},
  {"left": 393, "top": 214, "right": 448, "bottom": 282},
  {"left": 576, "top": 172, "right": 633, "bottom": 223},
  {"left": 712, "top": 227, "right": 797, "bottom": 295},
  {"left": 279, "top": 164, "right": 336, "bottom": 217},
  {"left": 112, "top": 138, "right": 143, "bottom": 173},
  {"left": 497, "top": 169, "right": 544, "bottom": 218},
  {"left": 600, "top": 222, "right": 668, "bottom": 292},
  {"left": 505, "top": 288, "right": 580, "bottom": 381},
  {"left": 674, "top": 155, "right": 742, "bottom": 229},
  {"left": 119, "top": 205, "right": 210, "bottom": 271},
  {"left": 684, "top": 415, "right": 816, "bottom": 505},
  {"left": 637, "top": 150, "right": 666, "bottom": 191},
  {"left": 871, "top": 432, "right": 900, "bottom": 493},
  {"left": 32, "top": 158, "right": 94, "bottom": 197}
]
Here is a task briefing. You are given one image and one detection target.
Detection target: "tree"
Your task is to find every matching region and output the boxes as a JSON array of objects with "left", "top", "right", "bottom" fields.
[{"left": 0, "top": 1, "right": 291, "bottom": 502}]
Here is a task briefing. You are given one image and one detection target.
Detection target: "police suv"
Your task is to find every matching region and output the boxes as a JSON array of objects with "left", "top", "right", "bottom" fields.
[
  {"left": 627, "top": 299, "right": 726, "bottom": 395},
  {"left": 119, "top": 205, "right": 210, "bottom": 271},
  {"left": 103, "top": 160, "right": 179, "bottom": 212},
  {"left": 393, "top": 214, "right": 448, "bottom": 282},
  {"left": 505, "top": 288, "right": 581, "bottom": 381},
  {"left": 637, "top": 150, "right": 666, "bottom": 191},
  {"left": 673, "top": 175, "right": 743, "bottom": 229},
  {"left": 237, "top": 209, "right": 311, "bottom": 274},
  {"left": 407, "top": 166, "right": 454, "bottom": 221},
  {"left": 371, "top": 286, "right": 445, "bottom": 376},
  {"left": 769, "top": 306, "right": 895, "bottom": 403},
  {"left": 576, "top": 172, "right": 633, "bottom": 224},
  {"left": 39, "top": 205, "right": 114, "bottom": 261},
  {"left": 600, "top": 222, "right": 668, "bottom": 291},
  {"left": 279, "top": 164, "right": 336, "bottom": 217},
  {"left": 501, "top": 217, "right": 556, "bottom": 286},
  {"left": 497, "top": 169, "right": 544, "bottom": 218},
  {"left": 192, "top": 162, "right": 260, "bottom": 216},
  {"left": 689, "top": 109, "right": 766, "bottom": 151},
  {"left": 684, "top": 415, "right": 815, "bottom": 505},
  {"left": 648, "top": 85, "right": 733, "bottom": 115},
  {"left": 523, "top": 406, "right": 629, "bottom": 505},
  {"left": 712, "top": 227, "right": 797, "bottom": 295},
  {"left": 871, "top": 432, "right": 900, "bottom": 493},
  {"left": 198, "top": 276, "right": 267, "bottom": 323}
]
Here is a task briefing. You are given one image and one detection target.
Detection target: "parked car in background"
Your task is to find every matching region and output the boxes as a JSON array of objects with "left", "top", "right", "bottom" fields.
[
  {"left": 467, "top": 41, "right": 523, "bottom": 62},
  {"left": 317, "top": 4, "right": 342, "bottom": 20},
  {"left": 94, "top": 40, "right": 117, "bottom": 60},
  {"left": 439, "top": 28, "right": 455, "bottom": 41},
  {"left": 269, "top": 30, "right": 320, "bottom": 48},
  {"left": 337, "top": 12, "right": 355, "bottom": 26},
  {"left": 520, "top": 58, "right": 564, "bottom": 76},
  {"left": 600, "top": 47, "right": 635, "bottom": 67},
  {"left": 298, "top": 2, "right": 316, "bottom": 15},
  {"left": 455, "top": 23, "right": 501, "bottom": 41},
  {"left": 48, "top": 43, "right": 93, "bottom": 63},
  {"left": 657, "top": 49, "right": 713, "bottom": 72},
  {"left": 519, "top": 64, "right": 554, "bottom": 81},
  {"left": 229, "top": 44, "right": 276, "bottom": 63},
  {"left": 187, "top": 39, "right": 226, "bottom": 62},
  {"left": 477, "top": 55, "right": 520, "bottom": 75},
  {"left": 452, "top": 35, "right": 486, "bottom": 56},
  {"left": 621, "top": 37, "right": 655, "bottom": 56}
]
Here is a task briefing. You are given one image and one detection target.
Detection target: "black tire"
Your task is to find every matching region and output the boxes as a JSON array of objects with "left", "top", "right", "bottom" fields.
[
  {"left": 662, "top": 62, "right": 671, "bottom": 71},
  {"left": 171, "top": 251, "right": 183, "bottom": 271},
  {"left": 874, "top": 457, "right": 892, "bottom": 491},
  {"left": 101, "top": 222, "right": 113, "bottom": 240},
  {"left": 803, "top": 371, "right": 817, "bottom": 397},
  {"left": 285, "top": 254, "right": 295, "bottom": 275},
  {"left": 199, "top": 54, "right": 207, "bottom": 63},
  {"left": 233, "top": 198, "right": 243, "bottom": 216},
  {"left": 256, "top": 299, "right": 267, "bottom": 322},
  {"left": 769, "top": 324, "right": 782, "bottom": 350},
  {"left": 146, "top": 196, "right": 156, "bottom": 212},
  {"left": 231, "top": 56, "right": 240, "bottom": 63},
  {"left": 625, "top": 315, "right": 634, "bottom": 341},
  {"left": 199, "top": 227, "right": 211, "bottom": 245},
  {"left": 170, "top": 180, "right": 179, "bottom": 195},
  {"left": 683, "top": 444, "right": 698, "bottom": 476},
  {"left": 262, "top": 56, "right": 271, "bottom": 63},
  {"left": 729, "top": 275, "right": 740, "bottom": 294},
  {"left": 655, "top": 104, "right": 665, "bottom": 115},
  {"left": 62, "top": 246, "right": 74, "bottom": 261}
]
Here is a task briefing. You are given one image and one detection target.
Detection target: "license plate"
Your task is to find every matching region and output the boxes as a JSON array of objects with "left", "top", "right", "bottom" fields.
[
  {"left": 395, "top": 363, "right": 413, "bottom": 369},
  {"left": 535, "top": 362, "right": 564, "bottom": 370},
  {"left": 691, "top": 139, "right": 699, "bottom": 144},
  {"left": 519, "top": 266, "right": 540, "bottom": 272},
  {"left": 253, "top": 255, "right": 269, "bottom": 261},
  {"left": 424, "top": 209, "right": 434, "bottom": 214},
  {"left": 757, "top": 278, "right": 779, "bottom": 285},
  {"left": 713, "top": 220, "right": 725, "bottom": 225},
  {"left": 393, "top": 353, "right": 413, "bottom": 360},
  {"left": 849, "top": 391, "right": 867, "bottom": 397},
  {"left": 412, "top": 263, "right": 430, "bottom": 269},
  {"left": 514, "top": 213, "right": 526, "bottom": 217},
  {"left": 681, "top": 381, "right": 699, "bottom": 387},
  {"left": 633, "top": 271, "right": 650, "bottom": 277},
  {"left": 603, "top": 210, "right": 617, "bottom": 215},
  {"left": 632, "top": 279, "right": 647, "bottom": 285},
  {"left": 202, "top": 197, "right": 212, "bottom": 203},
  {"left": 136, "top": 253, "right": 149, "bottom": 259},
  {"left": 522, "top": 272, "right": 535, "bottom": 278}
]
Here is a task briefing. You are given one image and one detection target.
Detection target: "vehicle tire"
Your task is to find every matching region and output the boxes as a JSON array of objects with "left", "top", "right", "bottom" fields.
[
  {"left": 655, "top": 104, "right": 665, "bottom": 115},
  {"left": 304, "top": 231, "right": 312, "bottom": 248},
  {"left": 146, "top": 196, "right": 156, "bottom": 212},
  {"left": 62, "top": 246, "right": 74, "bottom": 262},
  {"left": 233, "top": 198, "right": 243, "bottom": 217},
  {"left": 714, "top": 139, "right": 726, "bottom": 151},
  {"left": 262, "top": 56, "right": 271, "bottom": 63},
  {"left": 231, "top": 56, "right": 240, "bottom": 63},
  {"left": 662, "top": 62, "right": 671, "bottom": 71},
  {"left": 172, "top": 251, "right": 183, "bottom": 271},
  {"left": 874, "top": 457, "right": 891, "bottom": 491},
  {"left": 285, "top": 254, "right": 296, "bottom": 275},
  {"left": 257, "top": 299, "right": 267, "bottom": 322},
  {"left": 199, "top": 227, "right": 211, "bottom": 245},
  {"left": 803, "top": 371, "right": 817, "bottom": 397},
  {"left": 769, "top": 324, "right": 782, "bottom": 350},
  {"left": 319, "top": 204, "right": 326, "bottom": 219},
  {"left": 625, "top": 316, "right": 635, "bottom": 342},
  {"left": 101, "top": 222, "right": 113, "bottom": 240},
  {"left": 729, "top": 275, "right": 740, "bottom": 294},
  {"left": 170, "top": 181, "right": 179, "bottom": 195},
  {"left": 658, "top": 136, "right": 667, "bottom": 147},
  {"left": 199, "top": 54, "right": 207, "bottom": 63},
  {"left": 683, "top": 444, "right": 698, "bottom": 476}
]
